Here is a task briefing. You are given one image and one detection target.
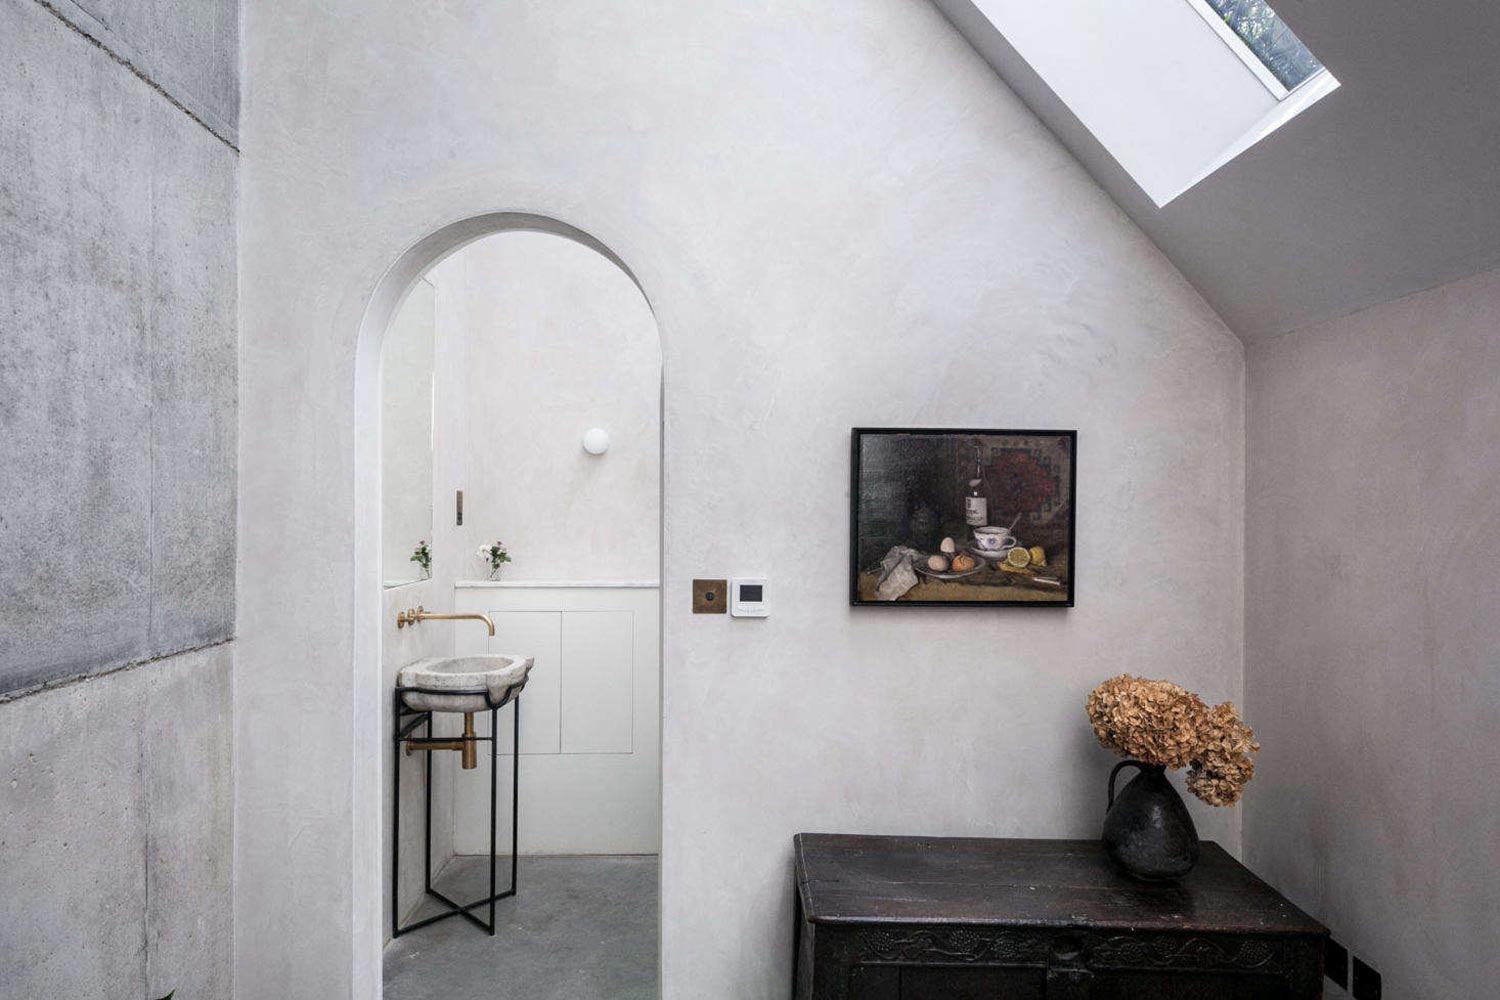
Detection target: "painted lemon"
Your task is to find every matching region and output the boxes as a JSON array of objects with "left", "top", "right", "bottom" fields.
[
  {"left": 1005, "top": 546, "right": 1032, "bottom": 568},
  {"left": 1028, "top": 545, "right": 1046, "bottom": 567}
]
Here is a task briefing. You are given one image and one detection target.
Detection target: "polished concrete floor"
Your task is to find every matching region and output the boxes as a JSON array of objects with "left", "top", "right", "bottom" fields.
[{"left": 384, "top": 855, "right": 658, "bottom": 1000}]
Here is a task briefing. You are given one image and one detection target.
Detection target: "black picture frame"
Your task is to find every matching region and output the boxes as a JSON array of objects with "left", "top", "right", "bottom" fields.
[{"left": 849, "top": 427, "right": 1077, "bottom": 608}]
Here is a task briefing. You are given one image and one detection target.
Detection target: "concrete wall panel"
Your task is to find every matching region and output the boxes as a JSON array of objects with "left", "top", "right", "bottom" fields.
[
  {"left": 148, "top": 97, "right": 239, "bottom": 653},
  {"left": 143, "top": 645, "right": 236, "bottom": 999},
  {"left": 0, "top": 0, "right": 237, "bottom": 695},
  {"left": 0, "top": 0, "right": 155, "bottom": 689},
  {"left": 51, "top": 0, "right": 239, "bottom": 141},
  {"left": 0, "top": 660, "right": 148, "bottom": 996},
  {"left": 0, "top": 0, "right": 237, "bottom": 994},
  {"left": 0, "top": 644, "right": 233, "bottom": 998}
]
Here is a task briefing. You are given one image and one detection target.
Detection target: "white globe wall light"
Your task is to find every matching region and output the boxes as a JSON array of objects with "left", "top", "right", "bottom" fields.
[{"left": 582, "top": 427, "right": 611, "bottom": 455}]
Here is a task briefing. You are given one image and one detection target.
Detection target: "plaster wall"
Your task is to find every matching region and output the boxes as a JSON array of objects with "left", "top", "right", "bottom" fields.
[
  {"left": 0, "top": 0, "right": 237, "bottom": 994},
  {"left": 236, "top": 1, "right": 1245, "bottom": 996},
  {"left": 381, "top": 578, "right": 454, "bottom": 942},
  {"left": 427, "top": 231, "right": 661, "bottom": 583},
  {"left": 1245, "top": 264, "right": 1500, "bottom": 999},
  {"left": 381, "top": 278, "right": 436, "bottom": 586}
]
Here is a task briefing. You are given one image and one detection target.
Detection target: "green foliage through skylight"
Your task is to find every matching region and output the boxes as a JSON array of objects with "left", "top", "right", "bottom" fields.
[{"left": 1202, "top": 0, "right": 1323, "bottom": 91}]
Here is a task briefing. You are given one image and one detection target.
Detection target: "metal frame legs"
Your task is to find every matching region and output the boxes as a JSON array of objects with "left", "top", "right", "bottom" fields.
[{"left": 392, "top": 689, "right": 521, "bottom": 937}]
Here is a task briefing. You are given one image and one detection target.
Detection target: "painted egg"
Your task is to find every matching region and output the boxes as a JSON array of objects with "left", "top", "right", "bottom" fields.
[
  {"left": 939, "top": 536, "right": 957, "bottom": 554},
  {"left": 927, "top": 554, "right": 950, "bottom": 572}
]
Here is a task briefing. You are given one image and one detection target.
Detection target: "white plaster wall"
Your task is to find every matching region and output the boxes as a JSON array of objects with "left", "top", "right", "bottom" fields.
[
  {"left": 428, "top": 232, "right": 661, "bottom": 582},
  {"left": 381, "top": 278, "right": 436, "bottom": 586},
  {"left": 380, "top": 578, "right": 454, "bottom": 942},
  {"left": 236, "top": 2, "right": 1245, "bottom": 996},
  {"left": 1245, "top": 265, "right": 1500, "bottom": 999}
]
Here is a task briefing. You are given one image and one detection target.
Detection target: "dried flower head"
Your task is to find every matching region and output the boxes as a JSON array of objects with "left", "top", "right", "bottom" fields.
[
  {"left": 1185, "top": 700, "right": 1259, "bottom": 806},
  {"left": 1086, "top": 675, "right": 1206, "bottom": 770},
  {"left": 1086, "top": 674, "right": 1258, "bottom": 807}
]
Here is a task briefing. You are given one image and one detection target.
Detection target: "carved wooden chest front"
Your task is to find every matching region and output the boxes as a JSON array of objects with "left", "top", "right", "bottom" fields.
[{"left": 793, "top": 834, "right": 1326, "bottom": 999}]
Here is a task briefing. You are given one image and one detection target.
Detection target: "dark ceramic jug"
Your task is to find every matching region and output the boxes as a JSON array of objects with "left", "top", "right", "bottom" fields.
[{"left": 1102, "top": 760, "right": 1200, "bottom": 880}]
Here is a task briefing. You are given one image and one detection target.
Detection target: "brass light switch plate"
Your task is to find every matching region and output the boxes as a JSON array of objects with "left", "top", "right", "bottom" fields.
[{"left": 693, "top": 579, "right": 728, "bottom": 614}]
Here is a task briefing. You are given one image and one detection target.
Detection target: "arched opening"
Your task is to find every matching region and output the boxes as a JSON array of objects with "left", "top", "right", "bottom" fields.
[{"left": 353, "top": 214, "right": 663, "bottom": 997}]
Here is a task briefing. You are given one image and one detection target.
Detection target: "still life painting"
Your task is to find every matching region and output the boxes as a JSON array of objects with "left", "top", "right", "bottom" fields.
[{"left": 850, "top": 427, "right": 1076, "bottom": 607}]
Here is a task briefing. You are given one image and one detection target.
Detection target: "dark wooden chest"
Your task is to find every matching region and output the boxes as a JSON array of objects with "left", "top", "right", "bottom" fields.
[{"left": 794, "top": 834, "right": 1326, "bottom": 999}]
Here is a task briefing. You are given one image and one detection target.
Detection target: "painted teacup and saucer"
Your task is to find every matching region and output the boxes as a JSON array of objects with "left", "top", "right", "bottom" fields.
[{"left": 968, "top": 524, "right": 1019, "bottom": 560}]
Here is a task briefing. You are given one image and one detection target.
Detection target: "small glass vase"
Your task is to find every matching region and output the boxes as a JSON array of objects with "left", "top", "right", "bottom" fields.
[
  {"left": 487, "top": 564, "right": 502, "bottom": 581},
  {"left": 1101, "top": 761, "right": 1200, "bottom": 880}
]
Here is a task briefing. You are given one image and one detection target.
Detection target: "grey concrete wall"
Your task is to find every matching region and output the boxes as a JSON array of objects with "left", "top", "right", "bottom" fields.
[
  {"left": 0, "top": 0, "right": 237, "bottom": 995},
  {"left": 1245, "top": 264, "right": 1500, "bottom": 999},
  {"left": 38, "top": 0, "right": 239, "bottom": 145},
  {"left": 0, "top": 0, "right": 237, "bottom": 694},
  {"left": 0, "top": 645, "right": 234, "bottom": 998}
]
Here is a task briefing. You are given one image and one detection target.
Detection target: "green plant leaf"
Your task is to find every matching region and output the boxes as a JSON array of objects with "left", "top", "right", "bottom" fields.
[{"left": 152, "top": 991, "right": 175, "bottom": 1000}]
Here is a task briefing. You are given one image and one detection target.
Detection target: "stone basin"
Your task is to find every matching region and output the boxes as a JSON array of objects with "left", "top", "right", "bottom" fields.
[{"left": 396, "top": 654, "right": 533, "bottom": 714}]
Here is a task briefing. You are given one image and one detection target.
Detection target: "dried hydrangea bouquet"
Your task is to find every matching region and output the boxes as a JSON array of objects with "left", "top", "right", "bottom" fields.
[{"left": 1086, "top": 675, "right": 1259, "bottom": 879}]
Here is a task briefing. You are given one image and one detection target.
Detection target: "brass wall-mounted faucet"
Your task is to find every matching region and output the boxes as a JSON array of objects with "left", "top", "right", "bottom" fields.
[{"left": 395, "top": 606, "right": 496, "bottom": 635}]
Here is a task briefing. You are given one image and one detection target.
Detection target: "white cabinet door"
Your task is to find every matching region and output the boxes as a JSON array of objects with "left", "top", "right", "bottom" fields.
[
  {"left": 488, "top": 611, "right": 561, "bottom": 755},
  {"left": 560, "top": 611, "right": 634, "bottom": 754}
]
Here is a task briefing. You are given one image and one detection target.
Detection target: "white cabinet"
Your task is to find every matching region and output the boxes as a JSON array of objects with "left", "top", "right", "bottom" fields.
[
  {"left": 560, "top": 611, "right": 633, "bottom": 754},
  {"left": 449, "top": 584, "right": 659, "bottom": 855},
  {"left": 488, "top": 611, "right": 562, "bottom": 755}
]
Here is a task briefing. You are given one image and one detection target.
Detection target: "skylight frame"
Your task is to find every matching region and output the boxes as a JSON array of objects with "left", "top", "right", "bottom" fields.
[{"left": 1186, "top": 0, "right": 1323, "bottom": 101}]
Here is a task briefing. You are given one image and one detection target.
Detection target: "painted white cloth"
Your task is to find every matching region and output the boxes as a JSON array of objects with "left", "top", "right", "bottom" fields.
[{"left": 875, "top": 546, "right": 922, "bottom": 601}]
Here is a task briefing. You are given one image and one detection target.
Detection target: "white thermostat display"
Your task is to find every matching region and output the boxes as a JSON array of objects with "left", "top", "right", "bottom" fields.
[{"left": 730, "top": 578, "right": 768, "bottom": 617}]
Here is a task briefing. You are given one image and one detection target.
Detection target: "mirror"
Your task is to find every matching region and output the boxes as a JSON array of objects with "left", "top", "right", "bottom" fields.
[{"left": 381, "top": 278, "right": 435, "bottom": 587}]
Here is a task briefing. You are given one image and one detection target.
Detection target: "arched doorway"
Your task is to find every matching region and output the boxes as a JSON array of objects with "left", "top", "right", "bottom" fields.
[{"left": 353, "top": 214, "right": 663, "bottom": 998}]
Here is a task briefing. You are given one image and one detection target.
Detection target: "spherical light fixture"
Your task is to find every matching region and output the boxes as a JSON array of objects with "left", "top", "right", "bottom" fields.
[{"left": 581, "top": 427, "right": 611, "bottom": 455}]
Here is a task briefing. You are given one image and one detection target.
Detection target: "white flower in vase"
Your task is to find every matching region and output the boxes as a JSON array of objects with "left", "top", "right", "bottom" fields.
[{"left": 480, "top": 540, "right": 512, "bottom": 580}]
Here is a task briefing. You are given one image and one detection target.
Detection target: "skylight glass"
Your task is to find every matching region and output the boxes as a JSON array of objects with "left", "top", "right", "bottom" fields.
[{"left": 1200, "top": 0, "right": 1323, "bottom": 91}]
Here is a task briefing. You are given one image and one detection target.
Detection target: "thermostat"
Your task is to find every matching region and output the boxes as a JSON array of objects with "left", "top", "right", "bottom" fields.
[{"left": 730, "top": 578, "right": 768, "bottom": 617}]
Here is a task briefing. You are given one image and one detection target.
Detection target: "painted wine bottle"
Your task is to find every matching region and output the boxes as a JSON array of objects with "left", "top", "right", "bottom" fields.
[{"left": 964, "top": 442, "right": 988, "bottom": 526}]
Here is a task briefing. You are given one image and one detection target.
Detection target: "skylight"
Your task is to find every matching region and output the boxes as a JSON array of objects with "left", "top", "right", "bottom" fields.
[
  {"left": 933, "top": 0, "right": 1339, "bottom": 206},
  {"left": 1195, "top": 0, "right": 1324, "bottom": 94}
]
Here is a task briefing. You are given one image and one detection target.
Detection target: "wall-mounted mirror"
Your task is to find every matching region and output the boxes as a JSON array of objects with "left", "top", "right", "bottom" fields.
[{"left": 381, "top": 278, "right": 435, "bottom": 587}]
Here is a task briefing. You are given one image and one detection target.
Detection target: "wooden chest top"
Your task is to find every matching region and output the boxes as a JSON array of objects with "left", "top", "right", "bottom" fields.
[{"left": 794, "top": 833, "right": 1325, "bottom": 938}]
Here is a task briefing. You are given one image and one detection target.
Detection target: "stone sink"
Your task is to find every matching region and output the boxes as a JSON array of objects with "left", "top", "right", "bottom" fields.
[{"left": 397, "top": 654, "right": 533, "bottom": 714}]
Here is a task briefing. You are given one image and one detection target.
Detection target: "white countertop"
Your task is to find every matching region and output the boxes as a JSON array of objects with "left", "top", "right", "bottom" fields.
[{"left": 453, "top": 579, "right": 660, "bottom": 589}]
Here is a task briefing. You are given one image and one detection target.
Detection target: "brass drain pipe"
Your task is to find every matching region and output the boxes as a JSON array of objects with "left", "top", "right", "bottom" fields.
[{"left": 404, "top": 712, "right": 480, "bottom": 769}]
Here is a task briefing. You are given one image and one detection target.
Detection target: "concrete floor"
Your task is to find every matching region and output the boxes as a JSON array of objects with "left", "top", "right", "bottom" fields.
[{"left": 384, "top": 855, "right": 659, "bottom": 1000}]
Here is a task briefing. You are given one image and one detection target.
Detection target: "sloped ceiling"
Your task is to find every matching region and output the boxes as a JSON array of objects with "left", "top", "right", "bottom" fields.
[{"left": 934, "top": 0, "right": 1500, "bottom": 342}]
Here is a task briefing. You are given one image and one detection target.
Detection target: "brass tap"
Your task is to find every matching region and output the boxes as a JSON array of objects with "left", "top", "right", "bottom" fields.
[{"left": 395, "top": 606, "right": 496, "bottom": 635}]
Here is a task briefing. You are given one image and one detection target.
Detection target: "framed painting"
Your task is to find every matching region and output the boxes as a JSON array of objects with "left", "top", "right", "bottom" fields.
[{"left": 849, "top": 428, "right": 1076, "bottom": 607}]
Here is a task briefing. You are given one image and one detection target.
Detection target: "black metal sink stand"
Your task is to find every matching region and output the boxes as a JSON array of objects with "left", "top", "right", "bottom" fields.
[{"left": 392, "top": 682, "right": 523, "bottom": 937}]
